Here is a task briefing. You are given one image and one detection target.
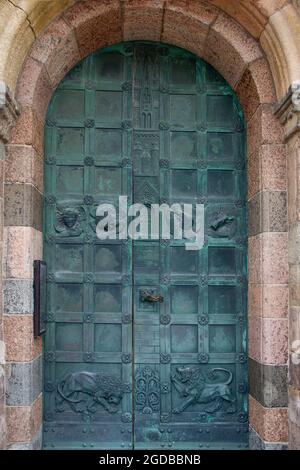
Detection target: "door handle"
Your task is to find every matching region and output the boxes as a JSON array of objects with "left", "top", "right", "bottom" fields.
[{"left": 140, "top": 290, "right": 164, "bottom": 303}]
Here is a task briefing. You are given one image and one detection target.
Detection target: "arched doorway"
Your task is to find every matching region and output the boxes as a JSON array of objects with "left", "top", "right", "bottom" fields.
[{"left": 43, "top": 41, "right": 247, "bottom": 450}]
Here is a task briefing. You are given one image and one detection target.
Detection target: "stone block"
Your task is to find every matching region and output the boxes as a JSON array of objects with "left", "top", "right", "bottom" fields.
[
  {"left": 248, "top": 106, "right": 284, "bottom": 157},
  {"left": 4, "top": 183, "right": 43, "bottom": 231},
  {"left": 248, "top": 235, "right": 262, "bottom": 284},
  {"left": 235, "top": 58, "right": 275, "bottom": 121},
  {"left": 262, "top": 232, "right": 288, "bottom": 284},
  {"left": 63, "top": 0, "right": 122, "bottom": 58},
  {"left": 16, "top": 57, "right": 53, "bottom": 122},
  {"left": 5, "top": 356, "right": 42, "bottom": 406},
  {"left": 124, "top": 0, "right": 164, "bottom": 42},
  {"left": 3, "top": 227, "right": 42, "bottom": 279},
  {"left": 4, "top": 279, "right": 33, "bottom": 315},
  {"left": 9, "top": 109, "right": 44, "bottom": 156},
  {"left": 5, "top": 145, "right": 43, "bottom": 193},
  {"left": 30, "top": 17, "right": 81, "bottom": 88},
  {"left": 203, "top": 11, "right": 262, "bottom": 88},
  {"left": 6, "top": 394, "right": 42, "bottom": 444},
  {"left": 249, "top": 395, "right": 288, "bottom": 442},
  {"left": 4, "top": 315, "right": 42, "bottom": 362},
  {"left": 262, "top": 318, "right": 288, "bottom": 365},
  {"left": 249, "top": 358, "right": 288, "bottom": 407}
]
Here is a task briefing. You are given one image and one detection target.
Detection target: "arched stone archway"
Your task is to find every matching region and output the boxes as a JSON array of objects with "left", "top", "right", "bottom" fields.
[{"left": 0, "top": 0, "right": 299, "bottom": 450}]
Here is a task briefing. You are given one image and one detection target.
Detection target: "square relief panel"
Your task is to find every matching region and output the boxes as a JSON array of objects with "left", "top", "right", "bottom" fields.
[
  {"left": 170, "top": 132, "right": 197, "bottom": 163},
  {"left": 208, "top": 285, "right": 236, "bottom": 314},
  {"left": 94, "top": 52, "right": 124, "bottom": 81},
  {"left": 56, "top": 166, "right": 84, "bottom": 195},
  {"left": 56, "top": 128, "right": 84, "bottom": 158},
  {"left": 171, "top": 247, "right": 198, "bottom": 274},
  {"left": 170, "top": 95, "right": 196, "bottom": 128},
  {"left": 52, "top": 90, "right": 85, "bottom": 120},
  {"left": 56, "top": 244, "right": 84, "bottom": 273},
  {"left": 171, "top": 169, "right": 197, "bottom": 198},
  {"left": 56, "top": 323, "right": 83, "bottom": 351},
  {"left": 171, "top": 325, "right": 198, "bottom": 353},
  {"left": 170, "top": 57, "right": 196, "bottom": 86},
  {"left": 94, "top": 284, "right": 122, "bottom": 313},
  {"left": 171, "top": 286, "right": 198, "bottom": 314},
  {"left": 209, "top": 325, "right": 236, "bottom": 353},
  {"left": 95, "top": 129, "right": 122, "bottom": 163},
  {"left": 207, "top": 133, "right": 235, "bottom": 160},
  {"left": 208, "top": 247, "right": 236, "bottom": 275},
  {"left": 56, "top": 284, "right": 83, "bottom": 313},
  {"left": 95, "top": 91, "right": 122, "bottom": 124},
  {"left": 207, "top": 170, "right": 234, "bottom": 198},
  {"left": 134, "top": 244, "right": 159, "bottom": 274},
  {"left": 94, "top": 245, "right": 122, "bottom": 273},
  {"left": 94, "top": 324, "right": 122, "bottom": 352},
  {"left": 94, "top": 167, "right": 122, "bottom": 194},
  {"left": 207, "top": 95, "right": 234, "bottom": 128}
]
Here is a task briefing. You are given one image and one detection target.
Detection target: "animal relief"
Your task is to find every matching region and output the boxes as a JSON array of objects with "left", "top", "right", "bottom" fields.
[
  {"left": 171, "top": 366, "right": 235, "bottom": 414},
  {"left": 56, "top": 372, "right": 125, "bottom": 414}
]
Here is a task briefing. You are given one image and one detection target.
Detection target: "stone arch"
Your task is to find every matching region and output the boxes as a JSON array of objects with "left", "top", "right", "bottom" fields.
[
  {"left": 2, "top": 0, "right": 297, "bottom": 450},
  {"left": 1, "top": 1, "right": 300, "bottom": 99}
]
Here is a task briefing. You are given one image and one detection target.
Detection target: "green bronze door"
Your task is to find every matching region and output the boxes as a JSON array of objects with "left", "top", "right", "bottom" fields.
[{"left": 43, "top": 42, "right": 248, "bottom": 450}]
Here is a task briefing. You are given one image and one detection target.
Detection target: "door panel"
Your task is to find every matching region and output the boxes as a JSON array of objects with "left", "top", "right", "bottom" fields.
[
  {"left": 44, "top": 45, "right": 134, "bottom": 449},
  {"left": 43, "top": 42, "right": 248, "bottom": 450}
]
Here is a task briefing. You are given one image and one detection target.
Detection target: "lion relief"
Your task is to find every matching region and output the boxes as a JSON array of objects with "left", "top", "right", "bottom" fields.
[
  {"left": 171, "top": 366, "right": 235, "bottom": 414},
  {"left": 56, "top": 372, "right": 125, "bottom": 414}
]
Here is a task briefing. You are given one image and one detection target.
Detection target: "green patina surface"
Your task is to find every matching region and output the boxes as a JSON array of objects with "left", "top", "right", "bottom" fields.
[{"left": 43, "top": 42, "right": 248, "bottom": 450}]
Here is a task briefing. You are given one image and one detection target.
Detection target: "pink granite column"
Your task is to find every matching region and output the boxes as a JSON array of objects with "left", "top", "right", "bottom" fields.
[
  {"left": 0, "top": 81, "right": 19, "bottom": 449},
  {"left": 275, "top": 82, "right": 300, "bottom": 450}
]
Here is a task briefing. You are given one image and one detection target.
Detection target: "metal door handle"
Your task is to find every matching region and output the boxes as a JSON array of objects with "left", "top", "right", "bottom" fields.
[{"left": 141, "top": 291, "right": 164, "bottom": 303}]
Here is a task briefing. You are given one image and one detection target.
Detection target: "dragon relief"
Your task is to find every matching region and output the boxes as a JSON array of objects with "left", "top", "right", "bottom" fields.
[
  {"left": 55, "top": 372, "right": 125, "bottom": 414},
  {"left": 208, "top": 207, "right": 237, "bottom": 239},
  {"left": 171, "top": 366, "right": 235, "bottom": 414}
]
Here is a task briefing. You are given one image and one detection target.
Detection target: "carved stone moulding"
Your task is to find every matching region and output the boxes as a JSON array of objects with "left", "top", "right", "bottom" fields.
[
  {"left": 275, "top": 81, "right": 300, "bottom": 141},
  {"left": 0, "top": 80, "right": 20, "bottom": 143}
]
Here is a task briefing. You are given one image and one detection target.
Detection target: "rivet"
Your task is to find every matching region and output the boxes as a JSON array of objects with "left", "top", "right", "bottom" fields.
[
  {"left": 90, "top": 444, "right": 94, "bottom": 448},
  {"left": 83, "top": 443, "right": 87, "bottom": 448},
  {"left": 121, "top": 443, "right": 125, "bottom": 447},
  {"left": 83, "top": 428, "right": 87, "bottom": 433}
]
